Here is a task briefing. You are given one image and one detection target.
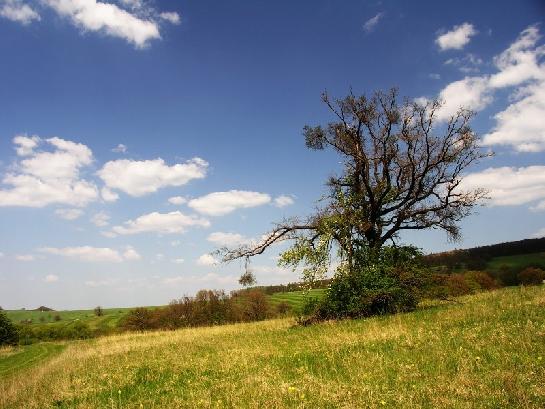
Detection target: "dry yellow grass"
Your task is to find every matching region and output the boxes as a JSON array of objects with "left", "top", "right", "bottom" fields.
[{"left": 1, "top": 285, "right": 544, "bottom": 408}]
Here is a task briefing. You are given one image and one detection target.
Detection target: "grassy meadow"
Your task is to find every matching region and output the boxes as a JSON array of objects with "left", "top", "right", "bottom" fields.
[{"left": 1, "top": 285, "right": 544, "bottom": 408}]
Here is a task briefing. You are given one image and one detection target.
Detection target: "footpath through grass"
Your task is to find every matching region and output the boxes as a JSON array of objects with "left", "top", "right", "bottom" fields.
[{"left": 1, "top": 285, "right": 544, "bottom": 408}]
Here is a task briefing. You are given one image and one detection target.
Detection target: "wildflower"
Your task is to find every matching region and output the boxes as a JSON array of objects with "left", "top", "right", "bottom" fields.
[
  {"left": 288, "top": 386, "right": 297, "bottom": 393},
  {"left": 380, "top": 400, "right": 386, "bottom": 406}
]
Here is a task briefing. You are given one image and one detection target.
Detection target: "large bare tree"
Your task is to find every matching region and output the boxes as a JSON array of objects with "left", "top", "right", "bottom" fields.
[{"left": 221, "top": 89, "right": 489, "bottom": 277}]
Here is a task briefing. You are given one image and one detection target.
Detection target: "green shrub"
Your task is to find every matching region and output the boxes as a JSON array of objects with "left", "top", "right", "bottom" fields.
[
  {"left": 308, "top": 246, "right": 424, "bottom": 322},
  {"left": 0, "top": 311, "right": 19, "bottom": 346}
]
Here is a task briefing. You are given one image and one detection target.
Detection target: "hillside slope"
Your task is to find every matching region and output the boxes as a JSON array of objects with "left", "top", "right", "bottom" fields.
[{"left": 1, "top": 286, "right": 544, "bottom": 408}]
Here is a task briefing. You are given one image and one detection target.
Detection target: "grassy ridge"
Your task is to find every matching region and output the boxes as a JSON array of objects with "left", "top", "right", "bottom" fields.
[
  {"left": 0, "top": 343, "right": 65, "bottom": 378},
  {"left": 1, "top": 286, "right": 544, "bottom": 408}
]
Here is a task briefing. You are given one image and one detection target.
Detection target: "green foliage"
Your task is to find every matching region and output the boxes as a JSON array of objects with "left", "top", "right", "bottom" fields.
[
  {"left": 306, "top": 246, "right": 425, "bottom": 321},
  {"left": 238, "top": 271, "right": 257, "bottom": 287},
  {"left": 0, "top": 311, "right": 19, "bottom": 346},
  {"left": 121, "top": 289, "right": 274, "bottom": 332}
]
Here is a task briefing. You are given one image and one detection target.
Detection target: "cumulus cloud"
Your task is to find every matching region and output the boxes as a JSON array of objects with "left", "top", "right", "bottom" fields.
[
  {"left": 91, "top": 211, "right": 110, "bottom": 227},
  {"left": 111, "top": 143, "right": 127, "bottom": 153},
  {"left": 159, "top": 11, "right": 179, "bottom": 25},
  {"left": 44, "top": 0, "right": 161, "bottom": 48},
  {"left": 168, "top": 196, "right": 186, "bottom": 205},
  {"left": 0, "top": 136, "right": 98, "bottom": 208},
  {"left": 363, "top": 12, "right": 383, "bottom": 33},
  {"left": 15, "top": 254, "right": 35, "bottom": 261},
  {"left": 55, "top": 208, "right": 84, "bottom": 220},
  {"left": 109, "top": 211, "right": 210, "bottom": 235},
  {"left": 13, "top": 134, "right": 40, "bottom": 156},
  {"left": 44, "top": 274, "right": 59, "bottom": 282},
  {"left": 188, "top": 190, "right": 271, "bottom": 216},
  {"left": 39, "top": 245, "right": 141, "bottom": 262},
  {"left": 435, "top": 76, "right": 492, "bottom": 122},
  {"left": 171, "top": 258, "right": 184, "bottom": 264},
  {"left": 273, "top": 195, "right": 294, "bottom": 208},
  {"left": 434, "top": 25, "right": 545, "bottom": 154},
  {"left": 482, "top": 81, "right": 545, "bottom": 152},
  {"left": 100, "top": 187, "right": 119, "bottom": 202},
  {"left": 488, "top": 26, "right": 545, "bottom": 89},
  {"left": 207, "top": 231, "right": 249, "bottom": 246},
  {"left": 98, "top": 157, "right": 208, "bottom": 197},
  {"left": 461, "top": 166, "right": 545, "bottom": 208},
  {"left": 436, "top": 22, "right": 477, "bottom": 51},
  {"left": 0, "top": 0, "right": 40, "bottom": 25},
  {"left": 196, "top": 253, "right": 217, "bottom": 266}
]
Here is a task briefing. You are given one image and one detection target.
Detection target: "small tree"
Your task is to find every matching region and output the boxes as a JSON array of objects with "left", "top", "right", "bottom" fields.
[
  {"left": 94, "top": 306, "right": 104, "bottom": 317},
  {"left": 238, "top": 270, "right": 256, "bottom": 287},
  {"left": 518, "top": 267, "right": 545, "bottom": 285},
  {"left": 0, "top": 311, "right": 19, "bottom": 346}
]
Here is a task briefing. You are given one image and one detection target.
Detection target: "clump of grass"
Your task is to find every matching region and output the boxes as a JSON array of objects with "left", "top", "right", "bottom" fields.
[{"left": 1, "top": 286, "right": 544, "bottom": 408}]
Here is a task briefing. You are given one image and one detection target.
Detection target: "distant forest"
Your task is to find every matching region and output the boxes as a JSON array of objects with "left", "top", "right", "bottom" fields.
[{"left": 423, "top": 237, "right": 545, "bottom": 271}]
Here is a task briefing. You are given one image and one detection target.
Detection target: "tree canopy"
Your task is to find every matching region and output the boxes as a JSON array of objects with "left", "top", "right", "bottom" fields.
[{"left": 221, "top": 88, "right": 489, "bottom": 286}]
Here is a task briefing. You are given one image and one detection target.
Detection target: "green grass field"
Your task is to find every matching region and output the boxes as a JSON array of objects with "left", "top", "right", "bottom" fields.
[
  {"left": 4, "top": 307, "right": 135, "bottom": 331},
  {"left": 1, "top": 285, "right": 544, "bottom": 408},
  {"left": 268, "top": 289, "right": 326, "bottom": 312},
  {"left": 486, "top": 252, "right": 545, "bottom": 272}
]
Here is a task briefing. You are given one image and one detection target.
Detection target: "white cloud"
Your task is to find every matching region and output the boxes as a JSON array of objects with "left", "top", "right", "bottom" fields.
[
  {"left": 170, "top": 240, "right": 181, "bottom": 246},
  {"left": 44, "top": 0, "right": 161, "bottom": 48},
  {"left": 13, "top": 134, "right": 40, "bottom": 156},
  {"left": 55, "top": 208, "right": 84, "bottom": 220},
  {"left": 40, "top": 245, "right": 140, "bottom": 262},
  {"left": 489, "top": 25, "right": 545, "bottom": 89},
  {"left": 434, "top": 25, "right": 545, "bottom": 153},
  {"left": 91, "top": 211, "right": 110, "bottom": 227},
  {"left": 435, "top": 76, "right": 492, "bottom": 121},
  {"left": 0, "top": 136, "right": 98, "bottom": 208},
  {"left": 171, "top": 258, "right": 184, "bottom": 264},
  {"left": 111, "top": 144, "right": 127, "bottom": 153},
  {"left": 110, "top": 211, "right": 210, "bottom": 235},
  {"left": 207, "top": 231, "right": 249, "bottom": 246},
  {"left": 98, "top": 157, "right": 208, "bottom": 197},
  {"left": 363, "top": 12, "right": 383, "bottom": 33},
  {"left": 429, "top": 73, "right": 441, "bottom": 80},
  {"left": 188, "top": 190, "right": 271, "bottom": 216},
  {"left": 273, "top": 195, "right": 294, "bottom": 208},
  {"left": 168, "top": 195, "right": 186, "bottom": 205},
  {"left": 436, "top": 23, "right": 477, "bottom": 51},
  {"left": 100, "top": 187, "right": 119, "bottom": 202},
  {"left": 159, "top": 11, "right": 179, "bottom": 25},
  {"left": 44, "top": 274, "right": 59, "bottom": 283},
  {"left": 15, "top": 254, "right": 35, "bottom": 261},
  {"left": 461, "top": 166, "right": 545, "bottom": 208},
  {"left": 0, "top": 0, "right": 40, "bottom": 25},
  {"left": 532, "top": 227, "right": 545, "bottom": 238},
  {"left": 122, "top": 246, "right": 141, "bottom": 260},
  {"left": 482, "top": 81, "right": 545, "bottom": 152},
  {"left": 0, "top": 252, "right": 4, "bottom": 258},
  {"left": 196, "top": 253, "right": 217, "bottom": 266}
]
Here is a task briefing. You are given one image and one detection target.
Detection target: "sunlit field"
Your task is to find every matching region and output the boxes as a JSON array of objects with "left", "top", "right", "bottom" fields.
[{"left": 1, "top": 285, "right": 544, "bottom": 408}]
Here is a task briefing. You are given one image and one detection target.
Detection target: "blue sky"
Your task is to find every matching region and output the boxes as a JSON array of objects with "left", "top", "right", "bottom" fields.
[{"left": 0, "top": 0, "right": 544, "bottom": 309}]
